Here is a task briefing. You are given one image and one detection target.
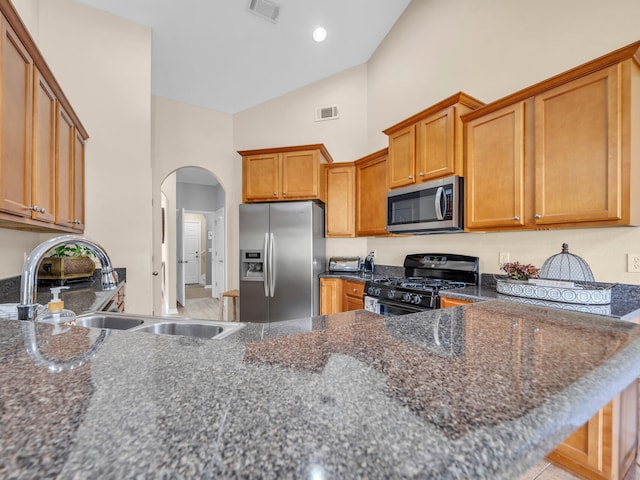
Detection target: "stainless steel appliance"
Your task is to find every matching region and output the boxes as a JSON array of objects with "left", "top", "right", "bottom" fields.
[
  {"left": 239, "top": 201, "right": 325, "bottom": 323},
  {"left": 364, "top": 253, "right": 478, "bottom": 316},
  {"left": 386, "top": 176, "right": 463, "bottom": 234},
  {"left": 328, "top": 256, "right": 361, "bottom": 273}
]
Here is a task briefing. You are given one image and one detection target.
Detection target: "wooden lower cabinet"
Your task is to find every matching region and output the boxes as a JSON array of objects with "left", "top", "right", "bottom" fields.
[
  {"left": 320, "top": 278, "right": 342, "bottom": 315},
  {"left": 439, "top": 296, "right": 472, "bottom": 308},
  {"left": 342, "top": 280, "right": 364, "bottom": 311},
  {"left": 546, "top": 380, "right": 638, "bottom": 480},
  {"left": 320, "top": 278, "right": 365, "bottom": 315}
]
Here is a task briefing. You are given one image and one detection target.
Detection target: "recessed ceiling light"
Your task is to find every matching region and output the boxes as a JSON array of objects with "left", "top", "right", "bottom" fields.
[{"left": 313, "top": 27, "right": 327, "bottom": 42}]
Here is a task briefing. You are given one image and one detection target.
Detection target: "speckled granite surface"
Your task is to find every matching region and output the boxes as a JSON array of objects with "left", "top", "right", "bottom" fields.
[
  {"left": 1, "top": 301, "right": 640, "bottom": 479},
  {"left": 0, "top": 269, "right": 126, "bottom": 318}
]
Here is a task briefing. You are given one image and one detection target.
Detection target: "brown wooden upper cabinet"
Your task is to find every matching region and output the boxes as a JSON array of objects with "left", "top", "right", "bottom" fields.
[
  {"left": 355, "top": 148, "right": 389, "bottom": 236},
  {"left": 383, "top": 92, "right": 484, "bottom": 189},
  {"left": 0, "top": 3, "right": 88, "bottom": 233},
  {"left": 325, "top": 163, "right": 355, "bottom": 237},
  {"left": 463, "top": 41, "right": 640, "bottom": 231},
  {"left": 239, "top": 144, "right": 333, "bottom": 203}
]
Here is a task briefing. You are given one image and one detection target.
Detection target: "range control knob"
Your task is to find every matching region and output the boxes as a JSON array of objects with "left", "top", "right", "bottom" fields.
[
  {"left": 402, "top": 293, "right": 412, "bottom": 302},
  {"left": 412, "top": 294, "right": 422, "bottom": 305},
  {"left": 387, "top": 290, "right": 396, "bottom": 299}
]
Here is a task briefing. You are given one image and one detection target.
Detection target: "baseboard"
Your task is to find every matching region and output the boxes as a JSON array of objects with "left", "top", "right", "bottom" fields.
[{"left": 167, "top": 308, "right": 178, "bottom": 315}]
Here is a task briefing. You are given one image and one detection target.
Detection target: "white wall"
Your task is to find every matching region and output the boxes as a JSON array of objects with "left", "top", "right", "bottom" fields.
[
  {"left": 151, "top": 96, "right": 237, "bottom": 313},
  {"left": 10, "top": 0, "right": 155, "bottom": 311},
  {"left": 234, "top": 64, "right": 369, "bottom": 163}
]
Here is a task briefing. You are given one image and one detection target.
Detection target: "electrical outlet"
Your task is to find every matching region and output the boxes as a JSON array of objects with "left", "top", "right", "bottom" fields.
[
  {"left": 628, "top": 253, "right": 640, "bottom": 273},
  {"left": 499, "top": 252, "right": 510, "bottom": 265}
]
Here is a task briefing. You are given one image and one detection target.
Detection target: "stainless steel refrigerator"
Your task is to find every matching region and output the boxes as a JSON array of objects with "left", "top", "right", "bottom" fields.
[{"left": 239, "top": 201, "right": 325, "bottom": 323}]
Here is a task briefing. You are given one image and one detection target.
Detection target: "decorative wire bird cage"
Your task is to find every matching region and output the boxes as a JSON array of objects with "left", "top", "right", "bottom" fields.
[{"left": 539, "top": 243, "right": 595, "bottom": 282}]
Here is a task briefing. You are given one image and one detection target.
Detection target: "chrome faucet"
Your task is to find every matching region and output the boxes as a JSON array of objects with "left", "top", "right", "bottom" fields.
[{"left": 17, "top": 235, "right": 119, "bottom": 320}]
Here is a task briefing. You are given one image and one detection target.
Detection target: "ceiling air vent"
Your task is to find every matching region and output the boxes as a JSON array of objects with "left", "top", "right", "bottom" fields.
[
  {"left": 248, "top": 0, "right": 280, "bottom": 23},
  {"left": 315, "top": 105, "right": 339, "bottom": 122}
]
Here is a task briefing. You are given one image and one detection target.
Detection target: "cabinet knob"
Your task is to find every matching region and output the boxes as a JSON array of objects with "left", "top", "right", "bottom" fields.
[
  {"left": 29, "top": 205, "right": 39, "bottom": 212},
  {"left": 419, "top": 172, "right": 424, "bottom": 176},
  {"left": 408, "top": 175, "right": 413, "bottom": 180},
  {"left": 535, "top": 214, "right": 541, "bottom": 219},
  {"left": 40, "top": 207, "right": 46, "bottom": 214},
  {"left": 283, "top": 192, "right": 287, "bottom": 195},
  {"left": 273, "top": 192, "right": 277, "bottom": 196},
  {"left": 513, "top": 216, "right": 520, "bottom": 221}
]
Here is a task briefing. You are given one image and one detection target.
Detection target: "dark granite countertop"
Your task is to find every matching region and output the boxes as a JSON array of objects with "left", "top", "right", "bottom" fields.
[
  {"left": 2, "top": 300, "right": 640, "bottom": 479},
  {"left": 0, "top": 269, "right": 126, "bottom": 319}
]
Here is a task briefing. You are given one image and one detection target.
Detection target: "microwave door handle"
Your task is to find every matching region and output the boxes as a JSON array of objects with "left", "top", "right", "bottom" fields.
[
  {"left": 269, "top": 233, "right": 276, "bottom": 297},
  {"left": 263, "top": 232, "right": 269, "bottom": 297},
  {"left": 435, "top": 186, "right": 445, "bottom": 220}
]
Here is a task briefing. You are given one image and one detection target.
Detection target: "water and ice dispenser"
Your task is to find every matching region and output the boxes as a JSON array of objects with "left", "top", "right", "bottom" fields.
[{"left": 241, "top": 250, "right": 264, "bottom": 281}]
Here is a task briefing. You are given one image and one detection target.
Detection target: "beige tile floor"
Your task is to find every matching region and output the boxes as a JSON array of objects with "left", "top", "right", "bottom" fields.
[{"left": 171, "top": 290, "right": 640, "bottom": 479}]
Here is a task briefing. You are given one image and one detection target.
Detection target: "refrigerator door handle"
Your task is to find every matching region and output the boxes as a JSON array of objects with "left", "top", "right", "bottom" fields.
[
  {"left": 269, "top": 233, "right": 276, "bottom": 297},
  {"left": 263, "top": 232, "right": 269, "bottom": 297}
]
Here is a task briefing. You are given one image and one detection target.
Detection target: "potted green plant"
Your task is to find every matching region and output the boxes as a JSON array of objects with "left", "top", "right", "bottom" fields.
[{"left": 37, "top": 244, "right": 96, "bottom": 281}]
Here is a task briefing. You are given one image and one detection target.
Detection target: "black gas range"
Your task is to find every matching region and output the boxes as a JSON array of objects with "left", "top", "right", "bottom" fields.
[{"left": 364, "top": 253, "right": 479, "bottom": 316}]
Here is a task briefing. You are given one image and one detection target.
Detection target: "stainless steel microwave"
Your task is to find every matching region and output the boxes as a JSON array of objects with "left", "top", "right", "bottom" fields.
[{"left": 386, "top": 176, "right": 463, "bottom": 234}]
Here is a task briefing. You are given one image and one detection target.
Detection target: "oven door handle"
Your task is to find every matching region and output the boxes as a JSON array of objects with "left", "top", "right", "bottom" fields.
[{"left": 377, "top": 298, "right": 427, "bottom": 313}]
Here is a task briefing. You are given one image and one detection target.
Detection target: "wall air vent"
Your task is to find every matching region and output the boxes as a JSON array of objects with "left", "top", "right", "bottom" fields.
[
  {"left": 248, "top": 0, "right": 280, "bottom": 23},
  {"left": 315, "top": 105, "right": 339, "bottom": 122}
]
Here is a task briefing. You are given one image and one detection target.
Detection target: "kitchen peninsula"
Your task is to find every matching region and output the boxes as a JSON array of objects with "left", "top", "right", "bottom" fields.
[{"left": 1, "top": 301, "right": 639, "bottom": 479}]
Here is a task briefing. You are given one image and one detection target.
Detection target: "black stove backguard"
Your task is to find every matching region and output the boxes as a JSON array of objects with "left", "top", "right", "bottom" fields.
[{"left": 403, "top": 253, "right": 479, "bottom": 285}]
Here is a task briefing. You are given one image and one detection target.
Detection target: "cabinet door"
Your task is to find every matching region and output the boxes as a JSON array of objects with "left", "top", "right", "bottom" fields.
[
  {"left": 55, "top": 104, "right": 75, "bottom": 229},
  {"left": 343, "top": 280, "right": 364, "bottom": 311},
  {"left": 325, "top": 164, "right": 355, "bottom": 237},
  {"left": 0, "top": 20, "right": 32, "bottom": 217},
  {"left": 465, "top": 101, "right": 528, "bottom": 230},
  {"left": 387, "top": 125, "right": 416, "bottom": 189},
  {"left": 320, "top": 278, "right": 342, "bottom": 315},
  {"left": 281, "top": 150, "right": 319, "bottom": 200},
  {"left": 417, "top": 106, "right": 455, "bottom": 181},
  {"left": 32, "top": 70, "right": 56, "bottom": 224},
  {"left": 534, "top": 66, "right": 622, "bottom": 225},
  {"left": 243, "top": 153, "right": 280, "bottom": 202},
  {"left": 356, "top": 151, "right": 388, "bottom": 236},
  {"left": 439, "top": 297, "right": 472, "bottom": 308},
  {"left": 73, "top": 131, "right": 85, "bottom": 231}
]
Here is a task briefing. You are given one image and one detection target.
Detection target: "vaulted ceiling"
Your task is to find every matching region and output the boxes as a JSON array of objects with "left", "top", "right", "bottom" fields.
[{"left": 76, "top": 0, "right": 411, "bottom": 114}]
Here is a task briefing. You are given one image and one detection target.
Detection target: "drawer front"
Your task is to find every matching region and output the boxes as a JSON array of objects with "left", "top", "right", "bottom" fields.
[{"left": 344, "top": 280, "right": 364, "bottom": 298}]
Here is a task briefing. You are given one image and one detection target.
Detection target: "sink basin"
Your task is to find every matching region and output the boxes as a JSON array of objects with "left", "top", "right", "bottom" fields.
[
  {"left": 131, "top": 320, "right": 244, "bottom": 340},
  {"left": 74, "top": 312, "right": 245, "bottom": 340},
  {"left": 133, "top": 322, "right": 223, "bottom": 338},
  {"left": 74, "top": 313, "right": 145, "bottom": 330}
]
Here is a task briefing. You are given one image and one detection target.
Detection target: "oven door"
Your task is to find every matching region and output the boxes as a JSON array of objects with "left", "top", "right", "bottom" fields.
[{"left": 377, "top": 299, "right": 427, "bottom": 317}]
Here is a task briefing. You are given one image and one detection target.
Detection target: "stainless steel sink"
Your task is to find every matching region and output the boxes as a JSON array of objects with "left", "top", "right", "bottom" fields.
[
  {"left": 74, "top": 314, "right": 145, "bottom": 330},
  {"left": 132, "top": 322, "right": 223, "bottom": 338},
  {"left": 75, "top": 312, "right": 245, "bottom": 339}
]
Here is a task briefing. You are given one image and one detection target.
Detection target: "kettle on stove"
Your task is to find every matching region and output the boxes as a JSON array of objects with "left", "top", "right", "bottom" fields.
[{"left": 363, "top": 251, "right": 375, "bottom": 274}]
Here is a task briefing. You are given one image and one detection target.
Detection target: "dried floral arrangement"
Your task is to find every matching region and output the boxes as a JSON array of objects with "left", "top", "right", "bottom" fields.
[{"left": 501, "top": 262, "right": 540, "bottom": 281}]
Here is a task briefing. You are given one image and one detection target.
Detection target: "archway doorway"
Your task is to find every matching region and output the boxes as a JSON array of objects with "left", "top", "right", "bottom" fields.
[{"left": 159, "top": 167, "right": 225, "bottom": 317}]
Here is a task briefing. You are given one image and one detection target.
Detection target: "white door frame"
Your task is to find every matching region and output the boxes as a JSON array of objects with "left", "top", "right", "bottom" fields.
[{"left": 213, "top": 207, "right": 225, "bottom": 298}]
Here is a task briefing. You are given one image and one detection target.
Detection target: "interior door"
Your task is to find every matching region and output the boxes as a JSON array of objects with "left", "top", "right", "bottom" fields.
[
  {"left": 183, "top": 220, "right": 201, "bottom": 284},
  {"left": 176, "top": 208, "right": 185, "bottom": 307},
  {"left": 213, "top": 207, "right": 225, "bottom": 298}
]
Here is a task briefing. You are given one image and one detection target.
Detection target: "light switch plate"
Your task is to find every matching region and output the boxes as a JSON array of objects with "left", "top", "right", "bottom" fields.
[{"left": 499, "top": 252, "right": 510, "bottom": 265}]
